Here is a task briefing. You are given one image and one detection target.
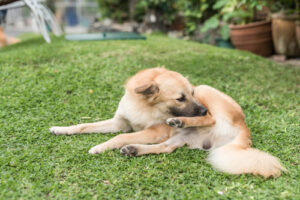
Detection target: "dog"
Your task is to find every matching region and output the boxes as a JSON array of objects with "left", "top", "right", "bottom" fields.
[
  {"left": 50, "top": 67, "right": 286, "bottom": 178},
  {"left": 50, "top": 67, "right": 207, "bottom": 154},
  {"left": 120, "top": 85, "right": 286, "bottom": 178}
]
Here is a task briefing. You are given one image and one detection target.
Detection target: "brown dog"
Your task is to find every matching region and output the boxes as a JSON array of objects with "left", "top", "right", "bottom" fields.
[
  {"left": 50, "top": 68, "right": 207, "bottom": 153},
  {"left": 120, "top": 85, "right": 286, "bottom": 178},
  {"left": 50, "top": 68, "right": 286, "bottom": 178}
]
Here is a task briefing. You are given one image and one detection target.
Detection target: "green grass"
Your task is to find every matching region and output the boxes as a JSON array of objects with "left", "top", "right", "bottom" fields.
[{"left": 0, "top": 34, "right": 299, "bottom": 200}]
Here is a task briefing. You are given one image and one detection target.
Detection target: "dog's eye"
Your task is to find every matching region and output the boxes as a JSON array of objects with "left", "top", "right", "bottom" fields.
[{"left": 176, "top": 95, "right": 186, "bottom": 102}]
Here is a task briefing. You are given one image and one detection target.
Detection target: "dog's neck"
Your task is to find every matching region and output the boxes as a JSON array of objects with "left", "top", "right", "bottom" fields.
[{"left": 119, "top": 90, "right": 170, "bottom": 130}]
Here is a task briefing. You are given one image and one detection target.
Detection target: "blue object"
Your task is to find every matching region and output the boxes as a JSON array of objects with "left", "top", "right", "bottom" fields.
[
  {"left": 0, "top": 10, "right": 7, "bottom": 24},
  {"left": 66, "top": 6, "right": 78, "bottom": 26}
]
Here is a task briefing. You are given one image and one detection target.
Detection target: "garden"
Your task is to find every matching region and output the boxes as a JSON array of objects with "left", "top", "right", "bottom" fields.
[
  {"left": 97, "top": 0, "right": 300, "bottom": 58},
  {"left": 0, "top": 0, "right": 299, "bottom": 199},
  {"left": 0, "top": 34, "right": 299, "bottom": 199}
]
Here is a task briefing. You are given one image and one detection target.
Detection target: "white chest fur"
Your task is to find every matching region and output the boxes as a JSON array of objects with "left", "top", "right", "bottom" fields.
[{"left": 116, "top": 91, "right": 167, "bottom": 131}]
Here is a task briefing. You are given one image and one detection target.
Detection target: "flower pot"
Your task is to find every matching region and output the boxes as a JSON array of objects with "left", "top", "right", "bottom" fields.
[
  {"left": 170, "top": 16, "right": 185, "bottom": 31},
  {"left": 272, "top": 13, "right": 300, "bottom": 57},
  {"left": 296, "top": 21, "right": 300, "bottom": 49},
  {"left": 229, "top": 21, "right": 273, "bottom": 57}
]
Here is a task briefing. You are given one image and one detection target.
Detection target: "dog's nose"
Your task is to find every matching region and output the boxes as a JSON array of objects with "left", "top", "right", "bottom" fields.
[{"left": 199, "top": 106, "right": 208, "bottom": 116}]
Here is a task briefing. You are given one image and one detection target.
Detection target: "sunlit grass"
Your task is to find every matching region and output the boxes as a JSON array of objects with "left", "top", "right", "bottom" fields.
[{"left": 0, "top": 35, "right": 299, "bottom": 199}]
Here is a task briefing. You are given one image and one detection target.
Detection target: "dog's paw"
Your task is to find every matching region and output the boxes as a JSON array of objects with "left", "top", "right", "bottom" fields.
[
  {"left": 49, "top": 126, "right": 67, "bottom": 135},
  {"left": 166, "top": 118, "right": 184, "bottom": 128},
  {"left": 89, "top": 145, "right": 106, "bottom": 154},
  {"left": 120, "top": 145, "right": 138, "bottom": 157}
]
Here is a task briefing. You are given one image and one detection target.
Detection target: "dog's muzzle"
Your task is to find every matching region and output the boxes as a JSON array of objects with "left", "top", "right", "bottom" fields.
[
  {"left": 169, "top": 101, "right": 208, "bottom": 117},
  {"left": 195, "top": 105, "right": 208, "bottom": 116}
]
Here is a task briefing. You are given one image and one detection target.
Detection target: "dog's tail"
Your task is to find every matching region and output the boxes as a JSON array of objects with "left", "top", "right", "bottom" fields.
[{"left": 207, "top": 134, "right": 286, "bottom": 178}]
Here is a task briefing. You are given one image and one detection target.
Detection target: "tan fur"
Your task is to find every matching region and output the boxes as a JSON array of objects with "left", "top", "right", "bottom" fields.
[
  {"left": 171, "top": 114, "right": 216, "bottom": 127},
  {"left": 124, "top": 85, "right": 286, "bottom": 178},
  {"left": 50, "top": 67, "right": 199, "bottom": 154},
  {"left": 50, "top": 68, "right": 286, "bottom": 178},
  {"left": 90, "top": 124, "right": 174, "bottom": 154}
]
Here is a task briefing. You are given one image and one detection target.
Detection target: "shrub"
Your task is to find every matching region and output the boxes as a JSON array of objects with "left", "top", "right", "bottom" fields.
[{"left": 97, "top": 0, "right": 130, "bottom": 22}]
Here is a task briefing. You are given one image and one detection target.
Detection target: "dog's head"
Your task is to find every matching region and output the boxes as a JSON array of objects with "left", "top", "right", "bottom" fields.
[{"left": 129, "top": 68, "right": 207, "bottom": 117}]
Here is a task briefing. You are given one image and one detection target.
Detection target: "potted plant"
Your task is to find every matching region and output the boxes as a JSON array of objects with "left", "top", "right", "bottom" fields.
[
  {"left": 296, "top": 20, "right": 300, "bottom": 48},
  {"left": 271, "top": 0, "right": 300, "bottom": 57},
  {"left": 294, "top": 1, "right": 300, "bottom": 48},
  {"left": 202, "top": 0, "right": 273, "bottom": 57}
]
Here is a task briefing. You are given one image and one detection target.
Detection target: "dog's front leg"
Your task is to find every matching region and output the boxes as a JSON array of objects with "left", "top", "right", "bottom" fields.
[
  {"left": 50, "top": 116, "right": 131, "bottom": 135},
  {"left": 88, "top": 124, "right": 173, "bottom": 154},
  {"left": 120, "top": 132, "right": 186, "bottom": 156},
  {"left": 166, "top": 114, "right": 215, "bottom": 128}
]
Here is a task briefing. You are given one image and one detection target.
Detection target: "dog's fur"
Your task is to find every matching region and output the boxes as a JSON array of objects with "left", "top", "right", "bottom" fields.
[
  {"left": 121, "top": 85, "right": 286, "bottom": 178},
  {"left": 50, "top": 68, "right": 207, "bottom": 153},
  {"left": 50, "top": 68, "right": 286, "bottom": 178}
]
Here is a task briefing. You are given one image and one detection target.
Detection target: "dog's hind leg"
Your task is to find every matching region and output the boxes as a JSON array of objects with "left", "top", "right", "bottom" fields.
[
  {"left": 50, "top": 116, "right": 131, "bottom": 135},
  {"left": 120, "top": 133, "right": 186, "bottom": 156},
  {"left": 88, "top": 124, "right": 173, "bottom": 154}
]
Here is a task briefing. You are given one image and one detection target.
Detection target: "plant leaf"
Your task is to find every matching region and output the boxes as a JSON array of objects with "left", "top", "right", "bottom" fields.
[
  {"left": 201, "top": 15, "right": 219, "bottom": 33},
  {"left": 220, "top": 24, "right": 230, "bottom": 40},
  {"left": 213, "top": 0, "right": 229, "bottom": 10}
]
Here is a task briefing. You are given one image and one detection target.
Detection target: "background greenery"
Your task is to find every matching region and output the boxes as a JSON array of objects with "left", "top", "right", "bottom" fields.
[
  {"left": 97, "top": 0, "right": 299, "bottom": 41},
  {"left": 98, "top": 0, "right": 218, "bottom": 34},
  {"left": 0, "top": 35, "right": 299, "bottom": 199}
]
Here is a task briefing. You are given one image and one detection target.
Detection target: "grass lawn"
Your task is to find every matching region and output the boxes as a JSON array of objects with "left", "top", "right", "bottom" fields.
[{"left": 0, "top": 34, "right": 299, "bottom": 199}]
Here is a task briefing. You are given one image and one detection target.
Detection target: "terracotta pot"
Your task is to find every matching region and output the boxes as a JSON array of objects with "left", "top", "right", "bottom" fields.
[
  {"left": 230, "top": 21, "right": 273, "bottom": 57},
  {"left": 170, "top": 16, "right": 185, "bottom": 31},
  {"left": 296, "top": 21, "right": 300, "bottom": 49},
  {"left": 272, "top": 13, "right": 300, "bottom": 57}
]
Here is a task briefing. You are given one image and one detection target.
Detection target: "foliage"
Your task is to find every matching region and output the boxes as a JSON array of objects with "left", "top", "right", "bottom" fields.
[
  {"left": 134, "top": 0, "right": 218, "bottom": 35},
  {"left": 97, "top": 0, "right": 129, "bottom": 22},
  {"left": 269, "top": 0, "right": 298, "bottom": 13},
  {"left": 176, "top": 0, "right": 217, "bottom": 35},
  {"left": 134, "top": 0, "right": 179, "bottom": 25},
  {"left": 201, "top": 0, "right": 268, "bottom": 40},
  {"left": 98, "top": 0, "right": 180, "bottom": 27},
  {"left": 96, "top": 0, "right": 300, "bottom": 41},
  {"left": 97, "top": 0, "right": 217, "bottom": 35},
  {"left": 96, "top": 0, "right": 272, "bottom": 40},
  {"left": 0, "top": 35, "right": 299, "bottom": 199},
  {"left": 221, "top": 0, "right": 267, "bottom": 24}
]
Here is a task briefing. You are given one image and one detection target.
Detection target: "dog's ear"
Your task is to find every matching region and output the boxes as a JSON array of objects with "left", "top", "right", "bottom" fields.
[{"left": 134, "top": 83, "right": 159, "bottom": 96}]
